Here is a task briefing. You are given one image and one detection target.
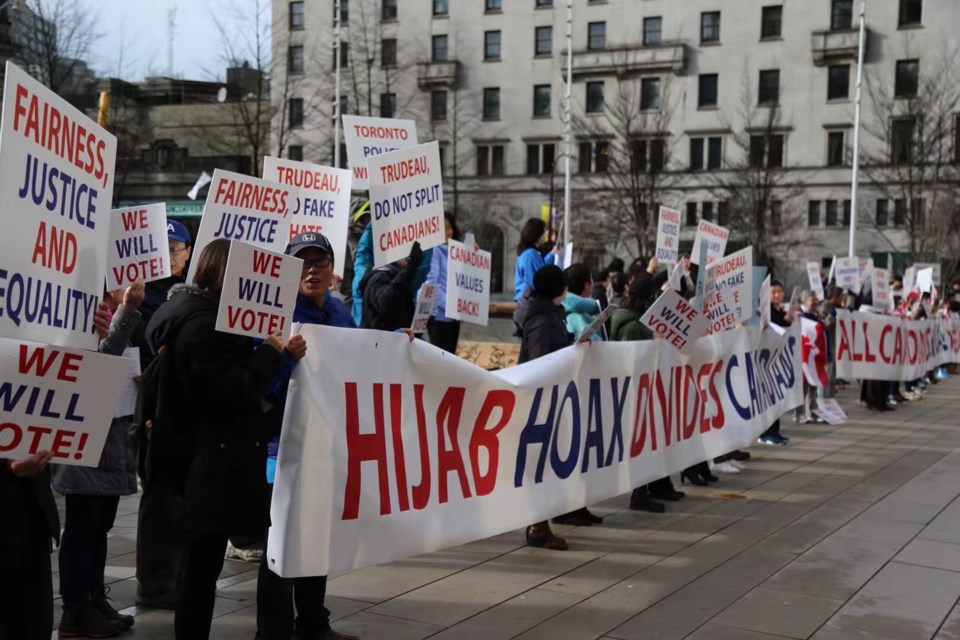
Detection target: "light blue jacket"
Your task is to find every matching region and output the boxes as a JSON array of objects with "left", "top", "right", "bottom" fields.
[
  {"left": 562, "top": 292, "right": 603, "bottom": 341},
  {"left": 513, "top": 247, "right": 556, "bottom": 301},
  {"left": 423, "top": 244, "right": 452, "bottom": 321}
]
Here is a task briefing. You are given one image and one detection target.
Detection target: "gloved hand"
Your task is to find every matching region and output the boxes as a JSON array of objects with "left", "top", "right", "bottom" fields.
[{"left": 405, "top": 241, "right": 424, "bottom": 277}]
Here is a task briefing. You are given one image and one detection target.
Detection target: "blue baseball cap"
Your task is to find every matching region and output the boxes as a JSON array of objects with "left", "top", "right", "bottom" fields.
[{"left": 167, "top": 220, "right": 191, "bottom": 244}]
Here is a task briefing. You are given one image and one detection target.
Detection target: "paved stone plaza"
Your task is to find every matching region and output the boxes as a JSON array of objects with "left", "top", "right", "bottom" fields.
[{"left": 51, "top": 379, "right": 960, "bottom": 639}]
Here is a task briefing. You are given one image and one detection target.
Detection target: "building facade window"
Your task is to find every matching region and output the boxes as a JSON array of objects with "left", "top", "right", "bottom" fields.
[
  {"left": 289, "top": 98, "right": 304, "bottom": 129},
  {"left": 827, "top": 130, "right": 846, "bottom": 166},
  {"left": 702, "top": 202, "right": 715, "bottom": 222},
  {"left": 690, "top": 138, "right": 704, "bottom": 171},
  {"left": 831, "top": 0, "right": 853, "bottom": 30},
  {"left": 808, "top": 200, "right": 821, "bottom": 226},
  {"left": 828, "top": 65, "right": 850, "bottom": 100},
  {"left": 771, "top": 200, "right": 783, "bottom": 232},
  {"left": 707, "top": 137, "right": 722, "bottom": 169},
  {"left": 534, "top": 84, "right": 551, "bottom": 116},
  {"left": 289, "top": 1, "right": 304, "bottom": 29},
  {"left": 485, "top": 0, "right": 502, "bottom": 12},
  {"left": 825, "top": 200, "right": 838, "bottom": 226},
  {"left": 911, "top": 198, "right": 926, "bottom": 226},
  {"left": 759, "top": 69, "right": 780, "bottom": 105},
  {"left": 895, "top": 59, "right": 919, "bottom": 97},
  {"left": 433, "top": 0, "right": 448, "bottom": 16},
  {"left": 432, "top": 35, "right": 448, "bottom": 61},
  {"left": 476, "top": 145, "right": 505, "bottom": 176},
  {"left": 382, "top": 0, "right": 397, "bottom": 20},
  {"left": 535, "top": 26, "right": 553, "bottom": 55},
  {"left": 761, "top": 5, "right": 782, "bottom": 39},
  {"left": 537, "top": 0, "right": 553, "bottom": 6},
  {"left": 586, "top": 81, "right": 604, "bottom": 113},
  {"left": 690, "top": 137, "right": 721, "bottom": 170},
  {"left": 526, "top": 143, "right": 556, "bottom": 175},
  {"left": 381, "top": 38, "right": 397, "bottom": 66},
  {"left": 891, "top": 117, "right": 915, "bottom": 163},
  {"left": 643, "top": 17, "right": 662, "bottom": 46},
  {"left": 876, "top": 199, "right": 889, "bottom": 226},
  {"left": 578, "top": 140, "right": 610, "bottom": 173},
  {"left": 718, "top": 201, "right": 729, "bottom": 226},
  {"left": 701, "top": 11, "right": 721, "bottom": 43},
  {"left": 288, "top": 145, "right": 303, "bottom": 161},
  {"left": 288, "top": 45, "right": 304, "bottom": 74},
  {"left": 484, "top": 31, "right": 502, "bottom": 60},
  {"left": 588, "top": 22, "right": 606, "bottom": 50},
  {"left": 699, "top": 73, "right": 718, "bottom": 108},
  {"left": 631, "top": 138, "right": 665, "bottom": 174},
  {"left": 331, "top": 42, "right": 349, "bottom": 70},
  {"left": 640, "top": 77, "right": 661, "bottom": 110},
  {"left": 686, "top": 202, "right": 698, "bottom": 226},
  {"left": 380, "top": 93, "right": 396, "bottom": 118},
  {"left": 899, "top": 0, "right": 922, "bottom": 27},
  {"left": 750, "top": 134, "right": 785, "bottom": 168},
  {"left": 843, "top": 199, "right": 851, "bottom": 226},
  {"left": 431, "top": 90, "right": 447, "bottom": 120},
  {"left": 894, "top": 199, "right": 907, "bottom": 225},
  {"left": 483, "top": 87, "right": 501, "bottom": 120}
]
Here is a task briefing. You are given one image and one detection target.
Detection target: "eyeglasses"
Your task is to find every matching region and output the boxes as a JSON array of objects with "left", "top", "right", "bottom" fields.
[
  {"left": 169, "top": 246, "right": 189, "bottom": 255},
  {"left": 302, "top": 257, "right": 332, "bottom": 270}
]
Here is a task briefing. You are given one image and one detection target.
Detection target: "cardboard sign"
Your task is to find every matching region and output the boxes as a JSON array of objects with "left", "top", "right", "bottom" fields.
[
  {"left": 188, "top": 169, "right": 295, "bottom": 283},
  {"left": 914, "top": 263, "right": 941, "bottom": 286},
  {"left": 107, "top": 203, "right": 170, "bottom": 290},
  {"left": 690, "top": 219, "right": 730, "bottom": 266},
  {"left": 702, "top": 247, "right": 754, "bottom": 334},
  {"left": 640, "top": 290, "right": 708, "bottom": 353},
  {"left": 411, "top": 283, "right": 437, "bottom": 334},
  {"left": 262, "top": 157, "right": 353, "bottom": 277},
  {"left": 835, "top": 257, "right": 860, "bottom": 292},
  {"left": 0, "top": 338, "right": 126, "bottom": 467},
  {"left": 577, "top": 303, "right": 617, "bottom": 342},
  {"left": 654, "top": 205, "right": 681, "bottom": 266},
  {"left": 872, "top": 268, "right": 892, "bottom": 309},
  {"left": 342, "top": 115, "right": 418, "bottom": 190},
  {"left": 368, "top": 141, "right": 445, "bottom": 267},
  {"left": 0, "top": 62, "right": 118, "bottom": 350},
  {"left": 806, "top": 262, "right": 825, "bottom": 300},
  {"left": 445, "top": 239, "right": 491, "bottom": 326},
  {"left": 215, "top": 242, "right": 301, "bottom": 340},
  {"left": 759, "top": 275, "right": 772, "bottom": 327}
]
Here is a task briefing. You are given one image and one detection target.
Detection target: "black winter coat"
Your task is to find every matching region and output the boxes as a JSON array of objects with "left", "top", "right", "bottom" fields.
[
  {"left": 145, "top": 285, "right": 281, "bottom": 536},
  {"left": 358, "top": 264, "right": 416, "bottom": 331},
  {"left": 0, "top": 464, "right": 59, "bottom": 562},
  {"left": 513, "top": 295, "right": 572, "bottom": 364}
]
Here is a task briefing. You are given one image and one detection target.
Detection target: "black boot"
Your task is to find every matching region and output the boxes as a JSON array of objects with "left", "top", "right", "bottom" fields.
[
  {"left": 629, "top": 488, "right": 666, "bottom": 513},
  {"left": 552, "top": 507, "right": 601, "bottom": 526},
  {"left": 58, "top": 600, "right": 125, "bottom": 638},
  {"left": 93, "top": 587, "right": 134, "bottom": 630},
  {"left": 526, "top": 522, "right": 568, "bottom": 550}
]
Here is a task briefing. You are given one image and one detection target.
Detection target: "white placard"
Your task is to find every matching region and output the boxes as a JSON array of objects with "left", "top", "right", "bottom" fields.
[
  {"left": 759, "top": 275, "right": 772, "bottom": 327},
  {"left": 262, "top": 157, "right": 353, "bottom": 277},
  {"left": 815, "top": 398, "right": 848, "bottom": 425},
  {"left": 215, "top": 242, "right": 302, "bottom": 340},
  {"left": 917, "top": 267, "right": 934, "bottom": 293},
  {"left": 411, "top": 283, "right": 437, "bottom": 334},
  {"left": 188, "top": 169, "right": 295, "bottom": 282},
  {"left": 857, "top": 258, "right": 874, "bottom": 293},
  {"left": 0, "top": 62, "right": 118, "bottom": 349},
  {"left": 342, "top": 115, "right": 419, "bottom": 190},
  {"left": 827, "top": 255, "right": 837, "bottom": 284},
  {"left": 654, "top": 206, "right": 681, "bottom": 266},
  {"left": 835, "top": 257, "right": 860, "bottom": 292},
  {"left": 872, "top": 268, "right": 892, "bottom": 309},
  {"left": 445, "top": 239, "right": 491, "bottom": 326},
  {"left": 903, "top": 266, "right": 917, "bottom": 295},
  {"left": 806, "top": 262, "right": 825, "bottom": 300},
  {"left": 914, "top": 263, "right": 941, "bottom": 286},
  {"left": 640, "top": 290, "right": 709, "bottom": 353},
  {"left": 577, "top": 303, "right": 618, "bottom": 342},
  {"left": 113, "top": 346, "right": 142, "bottom": 418},
  {"left": 0, "top": 338, "right": 126, "bottom": 467},
  {"left": 690, "top": 219, "right": 730, "bottom": 266},
  {"left": 368, "top": 141, "right": 445, "bottom": 267},
  {"left": 107, "top": 203, "right": 170, "bottom": 290},
  {"left": 702, "top": 247, "right": 754, "bottom": 334}
]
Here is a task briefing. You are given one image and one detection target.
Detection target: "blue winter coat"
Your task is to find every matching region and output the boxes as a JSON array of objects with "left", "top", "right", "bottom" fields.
[
  {"left": 423, "top": 243, "right": 452, "bottom": 321},
  {"left": 514, "top": 247, "right": 556, "bottom": 301},
  {"left": 265, "top": 292, "right": 355, "bottom": 483},
  {"left": 351, "top": 224, "right": 434, "bottom": 325}
]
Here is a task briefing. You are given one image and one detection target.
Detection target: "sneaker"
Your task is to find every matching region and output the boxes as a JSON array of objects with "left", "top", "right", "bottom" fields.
[
  {"left": 729, "top": 460, "right": 746, "bottom": 471},
  {"left": 225, "top": 541, "right": 264, "bottom": 564},
  {"left": 59, "top": 600, "right": 125, "bottom": 638},
  {"left": 714, "top": 462, "right": 741, "bottom": 474},
  {"left": 887, "top": 395, "right": 898, "bottom": 406},
  {"left": 93, "top": 588, "right": 133, "bottom": 630},
  {"left": 758, "top": 435, "right": 789, "bottom": 446}
]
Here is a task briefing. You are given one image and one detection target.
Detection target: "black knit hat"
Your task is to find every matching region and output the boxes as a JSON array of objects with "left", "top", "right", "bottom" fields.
[
  {"left": 533, "top": 265, "right": 566, "bottom": 299},
  {"left": 629, "top": 272, "right": 657, "bottom": 302}
]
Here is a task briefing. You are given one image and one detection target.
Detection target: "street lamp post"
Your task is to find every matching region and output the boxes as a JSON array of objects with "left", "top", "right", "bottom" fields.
[{"left": 848, "top": 0, "right": 867, "bottom": 258}]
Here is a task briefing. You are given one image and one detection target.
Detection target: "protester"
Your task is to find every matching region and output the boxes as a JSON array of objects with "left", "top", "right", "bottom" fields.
[
  {"left": 821, "top": 286, "right": 845, "bottom": 398},
  {"left": 609, "top": 272, "right": 629, "bottom": 308},
  {"left": 513, "top": 218, "right": 557, "bottom": 301},
  {"left": 359, "top": 241, "right": 426, "bottom": 331},
  {"left": 562, "top": 263, "right": 603, "bottom": 341},
  {"left": 341, "top": 201, "right": 371, "bottom": 306},
  {"left": 255, "top": 233, "right": 358, "bottom": 640},
  {"left": 797, "top": 291, "right": 825, "bottom": 423},
  {"left": 758, "top": 280, "right": 794, "bottom": 445},
  {"left": 145, "top": 239, "right": 286, "bottom": 639},
  {"left": 53, "top": 283, "right": 145, "bottom": 638},
  {"left": 424, "top": 214, "right": 462, "bottom": 354}
]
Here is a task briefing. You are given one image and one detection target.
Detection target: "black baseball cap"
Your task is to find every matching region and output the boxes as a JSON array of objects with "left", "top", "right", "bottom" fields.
[{"left": 285, "top": 232, "right": 334, "bottom": 263}]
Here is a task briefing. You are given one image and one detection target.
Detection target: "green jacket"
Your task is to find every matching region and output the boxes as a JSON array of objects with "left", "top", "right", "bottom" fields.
[{"left": 610, "top": 308, "right": 653, "bottom": 342}]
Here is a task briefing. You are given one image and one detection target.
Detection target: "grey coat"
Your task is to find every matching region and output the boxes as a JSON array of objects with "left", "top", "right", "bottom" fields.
[{"left": 52, "top": 305, "right": 141, "bottom": 497}]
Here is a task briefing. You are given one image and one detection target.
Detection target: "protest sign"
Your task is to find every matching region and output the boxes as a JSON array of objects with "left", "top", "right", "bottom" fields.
[
  {"left": 368, "top": 141, "right": 445, "bottom": 267},
  {"left": 107, "top": 203, "right": 170, "bottom": 290},
  {"left": 262, "top": 157, "right": 352, "bottom": 277},
  {"left": 113, "top": 347, "right": 141, "bottom": 418},
  {"left": 806, "top": 262, "right": 824, "bottom": 300},
  {"left": 914, "top": 263, "right": 941, "bottom": 286},
  {"left": 827, "top": 256, "right": 837, "bottom": 284},
  {"left": 702, "top": 247, "right": 754, "bottom": 334},
  {"left": 815, "top": 398, "right": 847, "bottom": 425},
  {"left": 268, "top": 321, "right": 803, "bottom": 577},
  {"left": 411, "top": 284, "right": 437, "bottom": 335},
  {"left": 0, "top": 62, "right": 118, "bottom": 350},
  {"left": 577, "top": 302, "right": 616, "bottom": 342},
  {"left": 342, "top": 115, "right": 418, "bottom": 190},
  {"left": 903, "top": 266, "right": 917, "bottom": 296},
  {"left": 693, "top": 240, "right": 710, "bottom": 311},
  {"left": 872, "top": 268, "right": 892, "bottom": 309},
  {"left": 917, "top": 268, "right": 934, "bottom": 293},
  {"left": 640, "top": 290, "right": 708, "bottom": 353},
  {"left": 747, "top": 267, "right": 768, "bottom": 328},
  {"left": 188, "top": 169, "right": 295, "bottom": 282},
  {"left": 215, "top": 242, "right": 301, "bottom": 340},
  {"left": 835, "top": 257, "right": 860, "bottom": 292},
  {"left": 0, "top": 338, "right": 127, "bottom": 467},
  {"left": 759, "top": 275, "right": 771, "bottom": 327},
  {"left": 445, "top": 239, "right": 491, "bottom": 326},
  {"left": 857, "top": 258, "right": 874, "bottom": 293},
  {"left": 654, "top": 206, "right": 681, "bottom": 266},
  {"left": 690, "top": 220, "right": 730, "bottom": 266}
]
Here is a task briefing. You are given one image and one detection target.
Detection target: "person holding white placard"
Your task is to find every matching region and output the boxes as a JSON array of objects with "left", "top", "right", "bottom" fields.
[
  {"left": 423, "top": 213, "right": 462, "bottom": 353},
  {"left": 758, "top": 281, "right": 794, "bottom": 446},
  {"left": 358, "top": 241, "right": 426, "bottom": 332}
]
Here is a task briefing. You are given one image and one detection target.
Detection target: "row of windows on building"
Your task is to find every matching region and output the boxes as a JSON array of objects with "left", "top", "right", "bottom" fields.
[{"left": 289, "top": 0, "right": 925, "bottom": 40}]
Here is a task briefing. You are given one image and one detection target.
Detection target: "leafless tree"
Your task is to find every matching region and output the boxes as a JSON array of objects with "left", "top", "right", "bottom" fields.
[{"left": 22, "top": 0, "right": 101, "bottom": 94}]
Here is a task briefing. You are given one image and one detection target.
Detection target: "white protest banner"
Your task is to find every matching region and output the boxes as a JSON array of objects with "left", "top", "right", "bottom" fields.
[
  {"left": 411, "top": 284, "right": 437, "bottom": 334},
  {"left": 368, "top": 141, "right": 445, "bottom": 267},
  {"left": 188, "top": 169, "right": 295, "bottom": 282},
  {"left": 834, "top": 310, "right": 960, "bottom": 381},
  {"left": 917, "top": 268, "right": 934, "bottom": 293},
  {"left": 342, "top": 115, "right": 418, "bottom": 190},
  {"left": 702, "top": 247, "right": 754, "bottom": 334},
  {"left": 654, "top": 206, "right": 681, "bottom": 266},
  {"left": 872, "top": 268, "right": 892, "bottom": 309},
  {"left": 107, "top": 203, "right": 170, "bottom": 290},
  {"left": 914, "top": 263, "right": 941, "bottom": 286},
  {"left": 806, "top": 262, "right": 824, "bottom": 300},
  {"left": 640, "top": 290, "right": 708, "bottom": 353},
  {"left": 268, "top": 321, "right": 803, "bottom": 577},
  {"left": 262, "top": 157, "right": 352, "bottom": 277},
  {"left": 0, "top": 338, "right": 126, "bottom": 467},
  {"left": 835, "top": 257, "right": 860, "bottom": 292},
  {"left": 0, "top": 62, "right": 118, "bottom": 350},
  {"left": 759, "top": 275, "right": 771, "bottom": 327},
  {"left": 690, "top": 220, "right": 730, "bottom": 266},
  {"left": 445, "top": 239, "right": 491, "bottom": 326},
  {"left": 215, "top": 242, "right": 301, "bottom": 340}
]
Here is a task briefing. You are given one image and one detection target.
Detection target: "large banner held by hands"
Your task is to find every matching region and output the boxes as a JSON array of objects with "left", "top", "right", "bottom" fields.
[
  {"left": 690, "top": 220, "right": 729, "bottom": 266},
  {"left": 262, "top": 157, "right": 352, "bottom": 277},
  {"left": 215, "top": 242, "right": 301, "bottom": 340},
  {"left": 368, "top": 141, "right": 445, "bottom": 267},
  {"left": 0, "top": 63, "right": 118, "bottom": 349},
  {"left": 188, "top": 170, "right": 295, "bottom": 282},
  {"left": 445, "top": 239, "right": 491, "bottom": 326},
  {"left": 342, "top": 115, "right": 418, "bottom": 190},
  {"left": 0, "top": 338, "right": 127, "bottom": 467},
  {"left": 268, "top": 323, "right": 803, "bottom": 577},
  {"left": 654, "top": 206, "right": 681, "bottom": 266},
  {"left": 107, "top": 204, "right": 170, "bottom": 290}
]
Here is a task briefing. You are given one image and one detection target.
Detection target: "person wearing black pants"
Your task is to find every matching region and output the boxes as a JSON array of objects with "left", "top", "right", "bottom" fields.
[
  {"left": 427, "top": 316, "right": 461, "bottom": 354},
  {"left": 759, "top": 280, "right": 794, "bottom": 445},
  {"left": 58, "top": 495, "right": 121, "bottom": 609},
  {"left": 176, "top": 532, "right": 231, "bottom": 638},
  {"left": 422, "top": 213, "right": 462, "bottom": 355}
]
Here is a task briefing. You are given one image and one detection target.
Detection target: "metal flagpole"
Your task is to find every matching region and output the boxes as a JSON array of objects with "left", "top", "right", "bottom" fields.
[
  {"left": 334, "top": 0, "right": 342, "bottom": 168},
  {"left": 563, "top": 0, "right": 573, "bottom": 251},
  {"left": 848, "top": 0, "right": 866, "bottom": 258}
]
